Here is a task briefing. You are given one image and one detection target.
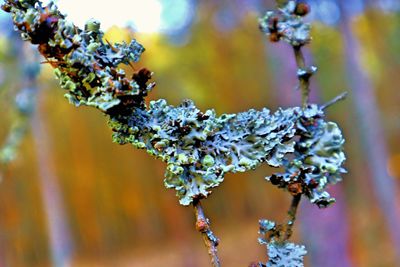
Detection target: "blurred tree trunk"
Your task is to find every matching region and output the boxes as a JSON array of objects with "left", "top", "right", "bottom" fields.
[
  {"left": 32, "top": 98, "right": 74, "bottom": 267},
  {"left": 22, "top": 45, "right": 74, "bottom": 267},
  {"left": 338, "top": 0, "right": 400, "bottom": 258}
]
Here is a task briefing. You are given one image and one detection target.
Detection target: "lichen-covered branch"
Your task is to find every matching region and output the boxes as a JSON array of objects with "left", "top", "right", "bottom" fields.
[
  {"left": 193, "top": 199, "right": 220, "bottom": 267},
  {"left": 259, "top": 0, "right": 316, "bottom": 108},
  {"left": 3, "top": 1, "right": 347, "bottom": 266},
  {"left": 255, "top": 1, "right": 347, "bottom": 266},
  {"left": 2, "top": 0, "right": 345, "bottom": 208}
]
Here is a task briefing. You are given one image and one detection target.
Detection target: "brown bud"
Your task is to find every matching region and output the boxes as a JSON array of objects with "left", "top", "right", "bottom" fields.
[
  {"left": 269, "top": 32, "right": 281, "bottom": 43},
  {"left": 38, "top": 43, "right": 50, "bottom": 56},
  {"left": 1, "top": 4, "right": 11, "bottom": 12},
  {"left": 196, "top": 219, "right": 208, "bottom": 232},
  {"left": 132, "top": 68, "right": 152, "bottom": 88},
  {"left": 288, "top": 182, "right": 303, "bottom": 196},
  {"left": 294, "top": 3, "right": 310, "bottom": 16}
]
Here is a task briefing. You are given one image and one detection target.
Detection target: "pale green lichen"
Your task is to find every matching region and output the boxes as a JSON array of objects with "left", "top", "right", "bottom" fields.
[{"left": 3, "top": 0, "right": 346, "bottom": 207}]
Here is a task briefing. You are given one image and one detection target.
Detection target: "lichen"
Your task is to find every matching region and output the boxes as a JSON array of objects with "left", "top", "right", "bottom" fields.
[
  {"left": 259, "top": 0, "right": 311, "bottom": 46},
  {"left": 265, "top": 241, "right": 307, "bottom": 267},
  {"left": 258, "top": 219, "right": 307, "bottom": 267},
  {"left": 2, "top": 0, "right": 346, "bottom": 207},
  {"left": 266, "top": 105, "right": 346, "bottom": 207}
]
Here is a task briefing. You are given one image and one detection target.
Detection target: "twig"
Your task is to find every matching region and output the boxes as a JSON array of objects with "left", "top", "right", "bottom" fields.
[
  {"left": 277, "top": 44, "right": 308, "bottom": 242},
  {"left": 293, "top": 45, "right": 309, "bottom": 108},
  {"left": 193, "top": 199, "right": 221, "bottom": 267},
  {"left": 283, "top": 194, "right": 301, "bottom": 241},
  {"left": 321, "top": 91, "right": 348, "bottom": 110}
]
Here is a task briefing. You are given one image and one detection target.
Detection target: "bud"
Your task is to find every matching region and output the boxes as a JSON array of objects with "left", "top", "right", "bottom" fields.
[
  {"left": 288, "top": 182, "right": 303, "bottom": 195},
  {"left": 294, "top": 3, "right": 310, "bottom": 16},
  {"left": 1, "top": 4, "right": 11, "bottom": 13},
  {"left": 269, "top": 32, "right": 281, "bottom": 42}
]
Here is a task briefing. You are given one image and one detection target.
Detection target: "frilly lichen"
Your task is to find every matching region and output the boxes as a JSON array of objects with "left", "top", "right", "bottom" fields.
[
  {"left": 259, "top": 0, "right": 311, "bottom": 46},
  {"left": 2, "top": 0, "right": 346, "bottom": 206},
  {"left": 258, "top": 219, "right": 307, "bottom": 267}
]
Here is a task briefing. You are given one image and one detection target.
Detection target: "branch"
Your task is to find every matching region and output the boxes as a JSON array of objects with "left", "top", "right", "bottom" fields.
[
  {"left": 293, "top": 45, "right": 311, "bottom": 108},
  {"left": 193, "top": 199, "right": 221, "bottom": 267},
  {"left": 283, "top": 194, "right": 301, "bottom": 241},
  {"left": 2, "top": 0, "right": 344, "bottom": 208},
  {"left": 321, "top": 91, "right": 348, "bottom": 110}
]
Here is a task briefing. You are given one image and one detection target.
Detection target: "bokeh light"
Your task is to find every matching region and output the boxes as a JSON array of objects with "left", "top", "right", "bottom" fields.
[{"left": 41, "top": 0, "right": 194, "bottom": 34}]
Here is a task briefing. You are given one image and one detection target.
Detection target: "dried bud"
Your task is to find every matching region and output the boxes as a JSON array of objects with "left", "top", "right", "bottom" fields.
[
  {"left": 288, "top": 182, "right": 303, "bottom": 196},
  {"left": 195, "top": 219, "right": 208, "bottom": 232},
  {"left": 294, "top": 3, "right": 310, "bottom": 16},
  {"left": 269, "top": 32, "right": 281, "bottom": 42},
  {"left": 132, "top": 68, "right": 152, "bottom": 88},
  {"left": 1, "top": 3, "right": 11, "bottom": 12}
]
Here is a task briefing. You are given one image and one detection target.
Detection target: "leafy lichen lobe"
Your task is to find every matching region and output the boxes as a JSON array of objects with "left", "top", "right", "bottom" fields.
[{"left": 3, "top": 0, "right": 346, "bottom": 207}]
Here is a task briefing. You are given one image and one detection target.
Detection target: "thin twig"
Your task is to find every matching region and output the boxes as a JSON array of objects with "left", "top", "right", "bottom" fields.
[
  {"left": 193, "top": 199, "right": 221, "bottom": 267},
  {"left": 293, "top": 45, "right": 309, "bottom": 108},
  {"left": 321, "top": 91, "right": 348, "bottom": 110},
  {"left": 279, "top": 43, "right": 309, "bottom": 242},
  {"left": 283, "top": 194, "right": 302, "bottom": 241}
]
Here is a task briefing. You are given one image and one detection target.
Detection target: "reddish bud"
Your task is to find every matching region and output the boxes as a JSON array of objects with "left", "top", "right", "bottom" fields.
[
  {"left": 294, "top": 3, "right": 310, "bottom": 16},
  {"left": 269, "top": 32, "right": 281, "bottom": 43},
  {"left": 196, "top": 219, "right": 208, "bottom": 232},
  {"left": 288, "top": 182, "right": 303, "bottom": 196}
]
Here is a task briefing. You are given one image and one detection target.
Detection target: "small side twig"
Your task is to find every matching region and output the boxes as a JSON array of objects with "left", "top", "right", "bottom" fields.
[
  {"left": 321, "top": 91, "right": 348, "bottom": 110},
  {"left": 193, "top": 199, "right": 221, "bottom": 267}
]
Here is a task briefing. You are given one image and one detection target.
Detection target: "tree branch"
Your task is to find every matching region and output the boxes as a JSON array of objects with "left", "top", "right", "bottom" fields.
[
  {"left": 321, "top": 91, "right": 348, "bottom": 110},
  {"left": 283, "top": 194, "right": 301, "bottom": 241},
  {"left": 193, "top": 199, "right": 221, "bottom": 267},
  {"left": 293, "top": 45, "right": 310, "bottom": 108}
]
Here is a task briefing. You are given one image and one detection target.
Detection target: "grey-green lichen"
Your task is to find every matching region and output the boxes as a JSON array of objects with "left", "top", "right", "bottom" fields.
[
  {"left": 259, "top": 0, "right": 311, "bottom": 46},
  {"left": 267, "top": 108, "right": 346, "bottom": 207},
  {"left": 258, "top": 219, "right": 307, "bottom": 267},
  {"left": 265, "top": 241, "right": 307, "bottom": 267},
  {"left": 110, "top": 100, "right": 333, "bottom": 205},
  {"left": 2, "top": 0, "right": 346, "bottom": 206}
]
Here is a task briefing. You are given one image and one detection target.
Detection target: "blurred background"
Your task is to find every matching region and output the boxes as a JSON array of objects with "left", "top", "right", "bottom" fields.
[{"left": 0, "top": 0, "right": 400, "bottom": 266}]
